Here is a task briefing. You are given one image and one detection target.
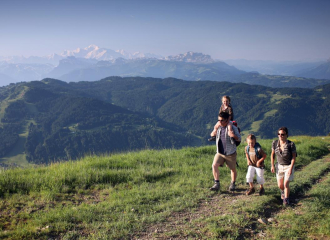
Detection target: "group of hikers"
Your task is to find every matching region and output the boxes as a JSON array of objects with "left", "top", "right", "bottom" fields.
[{"left": 208, "top": 96, "right": 297, "bottom": 206}]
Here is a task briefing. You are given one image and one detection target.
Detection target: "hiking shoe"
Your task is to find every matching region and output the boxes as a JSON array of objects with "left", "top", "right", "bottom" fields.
[
  {"left": 208, "top": 136, "right": 216, "bottom": 142},
  {"left": 246, "top": 187, "right": 255, "bottom": 195},
  {"left": 259, "top": 187, "right": 265, "bottom": 196},
  {"left": 210, "top": 183, "right": 220, "bottom": 191},
  {"left": 281, "top": 191, "right": 285, "bottom": 199},
  {"left": 228, "top": 181, "right": 236, "bottom": 191},
  {"left": 283, "top": 198, "right": 290, "bottom": 206}
]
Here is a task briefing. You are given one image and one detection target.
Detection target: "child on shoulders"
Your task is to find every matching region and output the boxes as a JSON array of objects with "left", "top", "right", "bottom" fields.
[
  {"left": 209, "top": 95, "right": 234, "bottom": 142},
  {"left": 245, "top": 134, "right": 267, "bottom": 195}
]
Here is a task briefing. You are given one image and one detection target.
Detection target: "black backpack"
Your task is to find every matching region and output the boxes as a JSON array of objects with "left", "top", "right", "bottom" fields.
[{"left": 232, "top": 121, "right": 241, "bottom": 146}]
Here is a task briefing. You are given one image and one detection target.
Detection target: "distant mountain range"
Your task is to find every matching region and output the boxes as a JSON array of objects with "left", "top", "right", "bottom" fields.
[
  {"left": 1, "top": 45, "right": 330, "bottom": 87},
  {"left": 52, "top": 57, "right": 244, "bottom": 82},
  {"left": 296, "top": 60, "right": 330, "bottom": 80},
  {"left": 164, "top": 51, "right": 215, "bottom": 63},
  {"left": 0, "top": 46, "right": 247, "bottom": 85},
  {"left": 0, "top": 45, "right": 163, "bottom": 65},
  {"left": 224, "top": 59, "right": 330, "bottom": 80},
  {"left": 0, "top": 72, "right": 15, "bottom": 87},
  {"left": 59, "top": 44, "right": 163, "bottom": 60},
  {"left": 46, "top": 57, "right": 329, "bottom": 88},
  {"left": 0, "top": 62, "right": 54, "bottom": 83}
]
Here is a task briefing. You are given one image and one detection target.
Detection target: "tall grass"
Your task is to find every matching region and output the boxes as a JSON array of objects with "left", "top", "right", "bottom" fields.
[{"left": 0, "top": 136, "right": 329, "bottom": 239}]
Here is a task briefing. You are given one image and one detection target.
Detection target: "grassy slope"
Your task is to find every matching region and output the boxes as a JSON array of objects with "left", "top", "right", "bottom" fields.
[
  {"left": 265, "top": 157, "right": 330, "bottom": 239},
  {"left": 0, "top": 86, "right": 33, "bottom": 167},
  {"left": 0, "top": 136, "right": 329, "bottom": 239},
  {"left": 0, "top": 119, "right": 36, "bottom": 167}
]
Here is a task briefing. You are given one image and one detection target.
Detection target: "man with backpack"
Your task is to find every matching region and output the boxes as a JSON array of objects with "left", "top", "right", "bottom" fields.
[
  {"left": 210, "top": 111, "right": 241, "bottom": 192},
  {"left": 271, "top": 127, "right": 297, "bottom": 206}
]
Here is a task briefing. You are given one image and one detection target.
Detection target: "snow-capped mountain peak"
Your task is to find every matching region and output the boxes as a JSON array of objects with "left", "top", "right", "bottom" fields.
[
  {"left": 86, "top": 44, "right": 99, "bottom": 50},
  {"left": 60, "top": 45, "right": 123, "bottom": 60},
  {"left": 164, "top": 51, "right": 214, "bottom": 63}
]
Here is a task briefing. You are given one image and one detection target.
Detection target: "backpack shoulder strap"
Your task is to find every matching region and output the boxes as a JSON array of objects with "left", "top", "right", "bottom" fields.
[
  {"left": 255, "top": 142, "right": 261, "bottom": 159},
  {"left": 246, "top": 145, "right": 254, "bottom": 165},
  {"left": 287, "top": 140, "right": 297, "bottom": 157},
  {"left": 287, "top": 140, "right": 292, "bottom": 152},
  {"left": 246, "top": 143, "right": 261, "bottom": 160}
]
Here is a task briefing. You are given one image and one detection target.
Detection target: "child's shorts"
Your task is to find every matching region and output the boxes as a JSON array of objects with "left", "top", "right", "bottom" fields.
[{"left": 246, "top": 165, "right": 265, "bottom": 184}]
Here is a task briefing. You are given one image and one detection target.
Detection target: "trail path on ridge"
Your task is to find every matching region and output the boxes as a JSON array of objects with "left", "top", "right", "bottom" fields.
[{"left": 133, "top": 185, "right": 267, "bottom": 239}]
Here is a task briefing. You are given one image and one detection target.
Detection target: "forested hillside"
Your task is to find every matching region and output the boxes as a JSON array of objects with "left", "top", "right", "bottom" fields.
[
  {"left": 67, "top": 76, "right": 330, "bottom": 138},
  {"left": 0, "top": 77, "right": 330, "bottom": 165},
  {"left": 0, "top": 80, "right": 200, "bottom": 165}
]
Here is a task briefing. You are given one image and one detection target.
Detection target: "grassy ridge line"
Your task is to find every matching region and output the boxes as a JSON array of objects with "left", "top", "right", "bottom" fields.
[
  {"left": 0, "top": 136, "right": 329, "bottom": 239},
  {"left": 0, "top": 136, "right": 327, "bottom": 196}
]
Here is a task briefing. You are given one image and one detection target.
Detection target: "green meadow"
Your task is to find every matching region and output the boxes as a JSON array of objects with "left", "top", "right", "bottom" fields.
[{"left": 0, "top": 136, "right": 330, "bottom": 239}]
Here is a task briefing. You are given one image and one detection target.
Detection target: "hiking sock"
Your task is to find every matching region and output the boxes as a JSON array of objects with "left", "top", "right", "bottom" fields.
[
  {"left": 283, "top": 197, "right": 290, "bottom": 205},
  {"left": 281, "top": 190, "right": 285, "bottom": 199}
]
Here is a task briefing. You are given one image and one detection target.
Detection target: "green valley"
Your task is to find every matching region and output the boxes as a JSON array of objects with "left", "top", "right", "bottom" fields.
[{"left": 1, "top": 77, "right": 330, "bottom": 166}]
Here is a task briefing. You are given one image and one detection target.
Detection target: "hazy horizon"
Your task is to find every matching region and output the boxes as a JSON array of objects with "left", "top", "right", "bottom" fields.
[{"left": 1, "top": 0, "right": 330, "bottom": 62}]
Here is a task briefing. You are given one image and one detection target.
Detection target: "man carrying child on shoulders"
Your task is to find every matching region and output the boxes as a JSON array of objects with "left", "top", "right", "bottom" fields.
[{"left": 210, "top": 111, "right": 241, "bottom": 192}]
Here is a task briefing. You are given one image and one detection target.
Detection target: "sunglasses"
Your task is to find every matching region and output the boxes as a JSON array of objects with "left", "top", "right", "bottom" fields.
[
  {"left": 278, "top": 133, "right": 286, "bottom": 136},
  {"left": 218, "top": 119, "right": 227, "bottom": 122}
]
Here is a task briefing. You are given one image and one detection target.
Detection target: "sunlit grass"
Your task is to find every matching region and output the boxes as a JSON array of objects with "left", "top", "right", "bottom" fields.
[
  {"left": 0, "top": 136, "right": 329, "bottom": 239},
  {"left": 250, "top": 120, "right": 263, "bottom": 132},
  {"left": 265, "top": 158, "right": 330, "bottom": 239},
  {"left": 270, "top": 92, "right": 291, "bottom": 104},
  {"left": 264, "top": 109, "right": 277, "bottom": 117}
]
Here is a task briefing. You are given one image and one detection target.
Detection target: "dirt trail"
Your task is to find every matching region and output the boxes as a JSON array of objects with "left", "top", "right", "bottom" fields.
[{"left": 133, "top": 187, "right": 263, "bottom": 239}]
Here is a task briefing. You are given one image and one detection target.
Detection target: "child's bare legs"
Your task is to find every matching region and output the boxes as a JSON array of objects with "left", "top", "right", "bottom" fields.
[
  {"left": 227, "top": 121, "right": 233, "bottom": 133},
  {"left": 210, "top": 128, "right": 217, "bottom": 137},
  {"left": 209, "top": 122, "right": 221, "bottom": 141},
  {"left": 259, "top": 184, "right": 265, "bottom": 195},
  {"left": 227, "top": 121, "right": 235, "bottom": 144}
]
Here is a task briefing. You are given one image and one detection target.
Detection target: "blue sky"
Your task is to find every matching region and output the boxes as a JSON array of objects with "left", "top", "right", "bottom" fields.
[{"left": 1, "top": 0, "right": 330, "bottom": 61}]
